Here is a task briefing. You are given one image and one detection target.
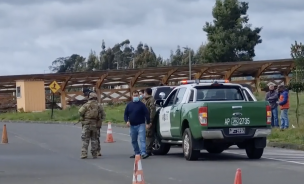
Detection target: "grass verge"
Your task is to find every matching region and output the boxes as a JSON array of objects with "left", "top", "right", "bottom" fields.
[
  {"left": 0, "top": 92, "right": 304, "bottom": 146},
  {"left": 0, "top": 105, "right": 125, "bottom": 124}
]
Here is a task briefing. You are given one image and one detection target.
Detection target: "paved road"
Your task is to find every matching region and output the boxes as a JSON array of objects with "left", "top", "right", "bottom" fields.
[{"left": 1, "top": 122, "right": 304, "bottom": 184}]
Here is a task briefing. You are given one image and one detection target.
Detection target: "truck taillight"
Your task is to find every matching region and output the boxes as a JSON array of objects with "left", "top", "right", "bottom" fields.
[
  {"left": 266, "top": 105, "right": 271, "bottom": 125},
  {"left": 198, "top": 107, "right": 208, "bottom": 126}
]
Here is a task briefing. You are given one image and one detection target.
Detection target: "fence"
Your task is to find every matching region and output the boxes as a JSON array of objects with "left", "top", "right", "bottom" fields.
[{"left": 0, "top": 78, "right": 286, "bottom": 111}]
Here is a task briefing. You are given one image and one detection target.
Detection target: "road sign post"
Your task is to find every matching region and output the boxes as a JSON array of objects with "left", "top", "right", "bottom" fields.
[{"left": 49, "top": 81, "right": 61, "bottom": 119}]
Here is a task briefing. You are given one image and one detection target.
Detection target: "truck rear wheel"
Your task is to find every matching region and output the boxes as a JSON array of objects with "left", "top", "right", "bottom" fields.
[
  {"left": 152, "top": 134, "right": 171, "bottom": 155},
  {"left": 182, "top": 128, "right": 200, "bottom": 161},
  {"left": 245, "top": 145, "right": 264, "bottom": 159}
]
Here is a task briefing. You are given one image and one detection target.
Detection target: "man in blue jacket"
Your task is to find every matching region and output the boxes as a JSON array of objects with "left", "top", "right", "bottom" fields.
[
  {"left": 265, "top": 85, "right": 279, "bottom": 128},
  {"left": 124, "top": 90, "right": 151, "bottom": 159}
]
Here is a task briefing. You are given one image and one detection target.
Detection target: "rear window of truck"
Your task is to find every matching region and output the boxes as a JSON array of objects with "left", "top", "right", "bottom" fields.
[{"left": 195, "top": 86, "right": 244, "bottom": 101}]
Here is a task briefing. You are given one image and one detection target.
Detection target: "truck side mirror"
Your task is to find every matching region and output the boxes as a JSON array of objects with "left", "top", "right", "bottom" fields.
[{"left": 159, "top": 92, "right": 166, "bottom": 100}]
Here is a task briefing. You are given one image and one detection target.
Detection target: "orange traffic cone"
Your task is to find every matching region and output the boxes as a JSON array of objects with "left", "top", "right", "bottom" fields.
[
  {"left": 104, "top": 122, "right": 115, "bottom": 143},
  {"left": 132, "top": 155, "right": 145, "bottom": 184},
  {"left": 233, "top": 168, "right": 242, "bottom": 184},
  {"left": 1, "top": 124, "right": 8, "bottom": 144}
]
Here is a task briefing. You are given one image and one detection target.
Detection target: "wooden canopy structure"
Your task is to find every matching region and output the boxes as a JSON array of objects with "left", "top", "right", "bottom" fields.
[{"left": 0, "top": 58, "right": 294, "bottom": 92}]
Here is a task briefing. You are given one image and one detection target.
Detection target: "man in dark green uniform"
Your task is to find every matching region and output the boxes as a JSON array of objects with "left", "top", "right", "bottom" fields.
[{"left": 141, "top": 88, "right": 156, "bottom": 156}]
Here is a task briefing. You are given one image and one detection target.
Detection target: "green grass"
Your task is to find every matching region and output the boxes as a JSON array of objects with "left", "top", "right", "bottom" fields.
[
  {"left": 255, "top": 92, "right": 304, "bottom": 145},
  {"left": 0, "top": 105, "right": 125, "bottom": 124},
  {"left": 1, "top": 92, "right": 304, "bottom": 145}
]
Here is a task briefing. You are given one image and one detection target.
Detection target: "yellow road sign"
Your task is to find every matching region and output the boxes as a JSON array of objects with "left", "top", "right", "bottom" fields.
[{"left": 49, "top": 81, "right": 61, "bottom": 93}]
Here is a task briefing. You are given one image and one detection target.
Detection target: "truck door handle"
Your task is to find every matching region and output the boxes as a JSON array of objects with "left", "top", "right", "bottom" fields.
[
  {"left": 232, "top": 106, "right": 242, "bottom": 110},
  {"left": 175, "top": 109, "right": 179, "bottom": 111}
]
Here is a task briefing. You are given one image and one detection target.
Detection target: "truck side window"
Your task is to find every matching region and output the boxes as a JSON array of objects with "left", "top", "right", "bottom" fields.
[
  {"left": 174, "top": 88, "right": 187, "bottom": 105},
  {"left": 188, "top": 90, "right": 194, "bottom": 103}
]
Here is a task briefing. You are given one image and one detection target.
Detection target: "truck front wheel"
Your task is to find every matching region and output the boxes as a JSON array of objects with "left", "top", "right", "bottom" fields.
[
  {"left": 152, "top": 134, "right": 171, "bottom": 155},
  {"left": 245, "top": 144, "right": 264, "bottom": 159},
  {"left": 182, "top": 128, "right": 200, "bottom": 161}
]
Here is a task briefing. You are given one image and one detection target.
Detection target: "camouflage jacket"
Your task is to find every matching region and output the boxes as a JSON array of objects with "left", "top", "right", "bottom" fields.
[
  {"left": 78, "top": 100, "right": 104, "bottom": 126},
  {"left": 141, "top": 95, "right": 156, "bottom": 124}
]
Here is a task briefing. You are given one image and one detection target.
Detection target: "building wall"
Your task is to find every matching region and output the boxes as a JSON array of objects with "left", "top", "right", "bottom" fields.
[
  {"left": 16, "top": 81, "right": 25, "bottom": 111},
  {"left": 16, "top": 80, "right": 45, "bottom": 112},
  {"left": 24, "top": 81, "right": 45, "bottom": 112}
]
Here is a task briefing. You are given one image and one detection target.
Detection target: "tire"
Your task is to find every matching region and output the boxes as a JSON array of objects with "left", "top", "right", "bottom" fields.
[
  {"left": 182, "top": 128, "right": 200, "bottom": 161},
  {"left": 152, "top": 134, "right": 171, "bottom": 155},
  {"left": 206, "top": 147, "right": 224, "bottom": 154},
  {"left": 245, "top": 145, "right": 264, "bottom": 159}
]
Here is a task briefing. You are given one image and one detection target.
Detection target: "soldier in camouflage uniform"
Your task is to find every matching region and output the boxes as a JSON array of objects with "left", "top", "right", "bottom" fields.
[
  {"left": 139, "top": 89, "right": 145, "bottom": 101},
  {"left": 141, "top": 88, "right": 156, "bottom": 156},
  {"left": 96, "top": 101, "right": 106, "bottom": 156},
  {"left": 78, "top": 92, "right": 101, "bottom": 159}
]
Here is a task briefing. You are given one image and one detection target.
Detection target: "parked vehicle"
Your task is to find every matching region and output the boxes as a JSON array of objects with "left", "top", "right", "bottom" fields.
[{"left": 152, "top": 79, "right": 271, "bottom": 161}]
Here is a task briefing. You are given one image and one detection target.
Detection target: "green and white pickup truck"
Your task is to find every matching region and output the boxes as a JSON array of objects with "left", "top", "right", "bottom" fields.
[{"left": 152, "top": 80, "right": 272, "bottom": 161}]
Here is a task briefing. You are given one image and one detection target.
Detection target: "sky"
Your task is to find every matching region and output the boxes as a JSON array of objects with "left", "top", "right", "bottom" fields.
[{"left": 0, "top": 0, "right": 303, "bottom": 75}]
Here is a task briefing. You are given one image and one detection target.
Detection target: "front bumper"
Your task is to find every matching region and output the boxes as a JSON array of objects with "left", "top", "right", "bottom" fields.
[{"left": 201, "top": 128, "right": 271, "bottom": 139}]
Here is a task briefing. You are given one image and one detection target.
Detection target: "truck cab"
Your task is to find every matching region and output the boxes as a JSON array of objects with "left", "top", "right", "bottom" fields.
[{"left": 152, "top": 79, "right": 272, "bottom": 161}]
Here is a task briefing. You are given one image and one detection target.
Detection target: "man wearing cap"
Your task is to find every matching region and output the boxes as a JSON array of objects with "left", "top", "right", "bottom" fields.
[
  {"left": 265, "top": 85, "right": 279, "bottom": 128},
  {"left": 78, "top": 92, "right": 101, "bottom": 159}
]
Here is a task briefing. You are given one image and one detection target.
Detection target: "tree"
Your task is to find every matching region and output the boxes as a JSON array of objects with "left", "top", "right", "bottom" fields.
[
  {"left": 171, "top": 46, "right": 183, "bottom": 66},
  {"left": 289, "top": 41, "right": 304, "bottom": 126},
  {"left": 194, "top": 43, "right": 207, "bottom": 64},
  {"left": 48, "top": 54, "right": 86, "bottom": 73},
  {"left": 86, "top": 50, "right": 99, "bottom": 71},
  {"left": 203, "top": 0, "right": 262, "bottom": 62}
]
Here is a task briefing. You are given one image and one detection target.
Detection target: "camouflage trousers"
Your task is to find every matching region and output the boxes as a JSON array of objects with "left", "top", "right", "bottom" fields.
[
  {"left": 97, "top": 128, "right": 101, "bottom": 152},
  {"left": 81, "top": 124, "right": 98, "bottom": 157},
  {"left": 146, "top": 123, "right": 155, "bottom": 154}
]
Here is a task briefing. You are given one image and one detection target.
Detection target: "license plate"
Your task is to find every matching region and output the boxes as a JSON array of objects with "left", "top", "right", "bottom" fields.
[{"left": 229, "top": 128, "right": 245, "bottom": 135}]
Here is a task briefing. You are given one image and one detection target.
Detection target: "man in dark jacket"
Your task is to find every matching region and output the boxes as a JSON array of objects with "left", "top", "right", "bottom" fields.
[
  {"left": 124, "top": 90, "right": 151, "bottom": 159},
  {"left": 265, "top": 85, "right": 279, "bottom": 128}
]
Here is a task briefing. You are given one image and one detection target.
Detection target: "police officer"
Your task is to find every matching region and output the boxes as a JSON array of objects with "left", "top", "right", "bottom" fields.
[
  {"left": 141, "top": 88, "right": 156, "bottom": 156},
  {"left": 78, "top": 92, "right": 101, "bottom": 159}
]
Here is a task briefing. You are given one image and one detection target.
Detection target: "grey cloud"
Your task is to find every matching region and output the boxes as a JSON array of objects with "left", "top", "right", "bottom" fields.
[
  {"left": 0, "top": 0, "right": 85, "bottom": 6},
  {"left": 0, "top": 0, "right": 304, "bottom": 75}
]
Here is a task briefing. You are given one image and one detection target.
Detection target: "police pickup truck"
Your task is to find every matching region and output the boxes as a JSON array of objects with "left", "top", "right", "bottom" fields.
[{"left": 152, "top": 80, "right": 272, "bottom": 161}]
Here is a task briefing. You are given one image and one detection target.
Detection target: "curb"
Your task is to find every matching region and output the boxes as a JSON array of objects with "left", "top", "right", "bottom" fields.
[
  {"left": 0, "top": 120, "right": 128, "bottom": 128},
  {"left": 267, "top": 142, "right": 304, "bottom": 151}
]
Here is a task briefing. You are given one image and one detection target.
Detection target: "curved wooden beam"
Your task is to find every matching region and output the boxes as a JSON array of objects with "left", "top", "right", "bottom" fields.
[
  {"left": 283, "top": 62, "right": 295, "bottom": 76},
  {"left": 95, "top": 73, "right": 108, "bottom": 89},
  {"left": 194, "top": 67, "right": 209, "bottom": 79},
  {"left": 60, "top": 76, "right": 71, "bottom": 91},
  {"left": 161, "top": 68, "right": 178, "bottom": 85},
  {"left": 224, "top": 64, "right": 242, "bottom": 80},
  {"left": 130, "top": 71, "right": 144, "bottom": 87},
  {"left": 255, "top": 63, "right": 273, "bottom": 78}
]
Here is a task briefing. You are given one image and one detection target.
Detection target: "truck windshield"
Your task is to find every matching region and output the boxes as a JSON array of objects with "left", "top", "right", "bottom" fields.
[{"left": 195, "top": 85, "right": 244, "bottom": 101}]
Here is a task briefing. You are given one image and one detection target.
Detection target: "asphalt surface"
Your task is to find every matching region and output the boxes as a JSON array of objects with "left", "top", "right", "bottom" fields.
[{"left": 1, "top": 122, "right": 304, "bottom": 184}]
